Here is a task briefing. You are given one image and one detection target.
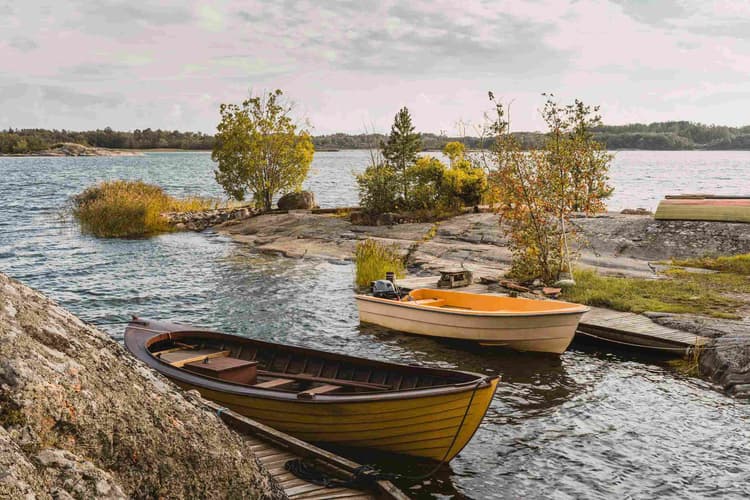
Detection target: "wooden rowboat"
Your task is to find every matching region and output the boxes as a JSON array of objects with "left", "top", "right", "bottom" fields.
[
  {"left": 124, "top": 318, "right": 499, "bottom": 462},
  {"left": 355, "top": 288, "right": 589, "bottom": 354}
]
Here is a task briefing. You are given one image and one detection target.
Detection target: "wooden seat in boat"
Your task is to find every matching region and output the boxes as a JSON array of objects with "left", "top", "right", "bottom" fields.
[
  {"left": 255, "top": 378, "right": 295, "bottom": 389},
  {"left": 157, "top": 348, "right": 230, "bottom": 367},
  {"left": 298, "top": 384, "right": 342, "bottom": 399}
]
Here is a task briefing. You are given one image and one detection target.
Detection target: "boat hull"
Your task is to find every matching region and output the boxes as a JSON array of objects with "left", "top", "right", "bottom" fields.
[
  {"left": 172, "top": 376, "right": 498, "bottom": 461},
  {"left": 356, "top": 295, "right": 585, "bottom": 354},
  {"left": 655, "top": 196, "right": 750, "bottom": 223}
]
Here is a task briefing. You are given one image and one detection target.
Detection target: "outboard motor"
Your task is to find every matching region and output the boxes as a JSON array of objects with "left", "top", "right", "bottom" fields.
[{"left": 372, "top": 279, "right": 401, "bottom": 300}]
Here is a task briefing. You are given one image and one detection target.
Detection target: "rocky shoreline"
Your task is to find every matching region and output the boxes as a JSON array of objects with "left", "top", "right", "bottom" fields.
[
  {"left": 0, "top": 273, "right": 284, "bottom": 498},
  {"left": 162, "top": 205, "right": 258, "bottom": 231},
  {"left": 209, "top": 210, "right": 750, "bottom": 398},
  {"left": 2, "top": 143, "right": 142, "bottom": 157}
]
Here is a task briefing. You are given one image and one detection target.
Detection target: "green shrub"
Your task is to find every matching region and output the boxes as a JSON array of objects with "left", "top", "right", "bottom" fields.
[
  {"left": 403, "top": 156, "right": 487, "bottom": 211},
  {"left": 72, "top": 180, "right": 216, "bottom": 238},
  {"left": 357, "top": 137, "right": 487, "bottom": 216},
  {"left": 442, "top": 159, "right": 487, "bottom": 208},
  {"left": 403, "top": 156, "right": 445, "bottom": 210},
  {"left": 356, "top": 163, "right": 400, "bottom": 214},
  {"left": 354, "top": 239, "right": 405, "bottom": 288}
]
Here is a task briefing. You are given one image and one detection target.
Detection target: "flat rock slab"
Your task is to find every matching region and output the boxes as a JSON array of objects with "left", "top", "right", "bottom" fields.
[{"left": 221, "top": 211, "right": 750, "bottom": 280}]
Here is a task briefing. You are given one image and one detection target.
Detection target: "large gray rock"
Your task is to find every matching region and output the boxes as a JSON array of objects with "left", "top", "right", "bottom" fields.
[
  {"left": 0, "top": 273, "right": 286, "bottom": 499},
  {"left": 278, "top": 191, "right": 316, "bottom": 210},
  {"left": 650, "top": 313, "right": 750, "bottom": 398}
]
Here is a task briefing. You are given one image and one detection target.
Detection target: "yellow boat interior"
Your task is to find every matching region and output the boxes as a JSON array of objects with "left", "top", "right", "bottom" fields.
[
  {"left": 404, "top": 288, "right": 588, "bottom": 314},
  {"left": 145, "top": 330, "right": 481, "bottom": 398}
]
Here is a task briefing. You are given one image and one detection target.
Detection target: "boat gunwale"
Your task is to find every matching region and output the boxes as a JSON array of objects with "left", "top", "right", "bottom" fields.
[
  {"left": 355, "top": 292, "right": 590, "bottom": 317},
  {"left": 124, "top": 319, "right": 498, "bottom": 404}
]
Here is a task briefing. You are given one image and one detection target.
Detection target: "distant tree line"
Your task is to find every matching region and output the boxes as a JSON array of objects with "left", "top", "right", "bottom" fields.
[
  {"left": 316, "top": 122, "right": 750, "bottom": 151},
  {"left": 0, "top": 127, "right": 215, "bottom": 154},
  {"left": 4, "top": 120, "right": 750, "bottom": 154}
]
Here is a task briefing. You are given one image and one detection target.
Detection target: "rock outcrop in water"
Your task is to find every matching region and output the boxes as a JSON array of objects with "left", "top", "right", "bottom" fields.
[
  {"left": 8, "top": 143, "right": 143, "bottom": 157},
  {"left": 162, "top": 206, "right": 258, "bottom": 231},
  {"left": 0, "top": 273, "right": 285, "bottom": 499},
  {"left": 649, "top": 314, "right": 750, "bottom": 398}
]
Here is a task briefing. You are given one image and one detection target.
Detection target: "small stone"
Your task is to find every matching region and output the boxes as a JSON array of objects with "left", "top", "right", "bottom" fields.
[
  {"left": 376, "top": 212, "right": 396, "bottom": 226},
  {"left": 95, "top": 479, "right": 111, "bottom": 495}
]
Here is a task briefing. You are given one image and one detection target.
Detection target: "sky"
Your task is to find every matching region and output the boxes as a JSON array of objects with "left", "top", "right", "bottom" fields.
[{"left": 1, "top": 0, "right": 750, "bottom": 135}]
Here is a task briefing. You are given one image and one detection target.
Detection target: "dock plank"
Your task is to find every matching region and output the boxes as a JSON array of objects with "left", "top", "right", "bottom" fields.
[
  {"left": 204, "top": 401, "right": 408, "bottom": 500},
  {"left": 579, "top": 306, "right": 708, "bottom": 351}
]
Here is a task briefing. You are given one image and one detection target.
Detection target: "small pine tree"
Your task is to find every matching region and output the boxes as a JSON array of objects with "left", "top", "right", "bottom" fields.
[{"left": 380, "top": 107, "right": 422, "bottom": 201}]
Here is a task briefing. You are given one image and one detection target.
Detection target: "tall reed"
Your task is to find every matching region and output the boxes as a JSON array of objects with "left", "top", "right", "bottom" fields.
[
  {"left": 355, "top": 239, "right": 405, "bottom": 288},
  {"left": 71, "top": 180, "right": 216, "bottom": 238}
]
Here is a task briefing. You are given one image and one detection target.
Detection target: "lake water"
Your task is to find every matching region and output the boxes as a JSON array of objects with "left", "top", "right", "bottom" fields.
[{"left": 1, "top": 150, "right": 749, "bottom": 499}]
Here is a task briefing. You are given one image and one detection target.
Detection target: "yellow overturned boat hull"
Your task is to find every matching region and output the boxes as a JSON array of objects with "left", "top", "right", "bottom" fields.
[
  {"left": 356, "top": 288, "right": 588, "bottom": 354},
  {"left": 655, "top": 195, "right": 750, "bottom": 223}
]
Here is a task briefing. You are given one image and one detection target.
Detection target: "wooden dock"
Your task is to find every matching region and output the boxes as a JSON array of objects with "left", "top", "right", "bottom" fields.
[
  {"left": 203, "top": 400, "right": 407, "bottom": 500},
  {"left": 577, "top": 306, "right": 708, "bottom": 354},
  {"left": 396, "top": 275, "right": 708, "bottom": 355}
]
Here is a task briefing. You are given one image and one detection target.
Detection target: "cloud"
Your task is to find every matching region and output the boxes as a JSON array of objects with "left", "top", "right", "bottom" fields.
[
  {"left": 68, "top": 0, "right": 194, "bottom": 37},
  {"left": 7, "top": 37, "right": 38, "bottom": 52},
  {"left": 0, "top": 81, "right": 121, "bottom": 108},
  {"left": 2, "top": 0, "right": 750, "bottom": 132},
  {"left": 196, "top": 4, "right": 224, "bottom": 31},
  {"left": 42, "top": 85, "right": 122, "bottom": 108},
  {"left": 233, "top": 1, "right": 568, "bottom": 78}
]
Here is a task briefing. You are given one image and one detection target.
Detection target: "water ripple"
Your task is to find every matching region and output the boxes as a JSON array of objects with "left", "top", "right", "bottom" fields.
[{"left": 1, "top": 151, "right": 750, "bottom": 499}]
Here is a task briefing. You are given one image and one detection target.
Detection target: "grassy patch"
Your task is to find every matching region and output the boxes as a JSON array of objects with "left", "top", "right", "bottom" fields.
[
  {"left": 672, "top": 253, "right": 750, "bottom": 275},
  {"left": 668, "top": 342, "right": 704, "bottom": 376},
  {"left": 72, "top": 180, "right": 217, "bottom": 238},
  {"left": 423, "top": 222, "right": 440, "bottom": 241},
  {"left": 355, "top": 239, "right": 405, "bottom": 288},
  {"left": 562, "top": 268, "right": 743, "bottom": 319}
]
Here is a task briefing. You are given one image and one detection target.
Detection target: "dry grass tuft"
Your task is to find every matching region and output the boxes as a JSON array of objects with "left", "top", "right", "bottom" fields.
[
  {"left": 71, "top": 180, "right": 217, "bottom": 238},
  {"left": 355, "top": 239, "right": 405, "bottom": 288}
]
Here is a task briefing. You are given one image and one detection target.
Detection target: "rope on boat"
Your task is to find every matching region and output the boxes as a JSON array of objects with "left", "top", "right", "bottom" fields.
[
  {"left": 285, "top": 460, "right": 395, "bottom": 488},
  {"left": 285, "top": 377, "right": 486, "bottom": 487}
]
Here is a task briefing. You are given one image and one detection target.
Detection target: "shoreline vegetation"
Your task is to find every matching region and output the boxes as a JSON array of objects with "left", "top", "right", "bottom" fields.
[
  {"left": 4, "top": 119, "right": 750, "bottom": 155},
  {"left": 71, "top": 180, "right": 218, "bottom": 237}
]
